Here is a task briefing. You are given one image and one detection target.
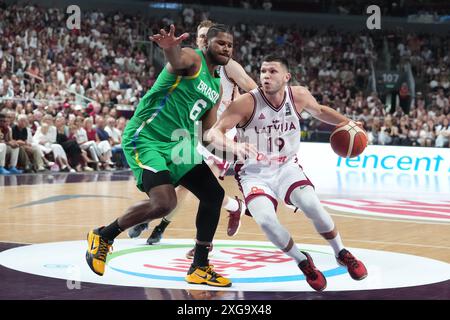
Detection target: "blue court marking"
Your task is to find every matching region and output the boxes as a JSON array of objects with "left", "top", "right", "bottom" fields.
[{"left": 109, "top": 265, "right": 347, "bottom": 283}]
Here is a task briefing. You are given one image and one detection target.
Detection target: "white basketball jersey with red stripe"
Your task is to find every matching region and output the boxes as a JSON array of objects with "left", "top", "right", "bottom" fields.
[
  {"left": 196, "top": 64, "right": 238, "bottom": 171},
  {"left": 236, "top": 86, "right": 301, "bottom": 171},
  {"left": 218, "top": 65, "right": 238, "bottom": 118}
]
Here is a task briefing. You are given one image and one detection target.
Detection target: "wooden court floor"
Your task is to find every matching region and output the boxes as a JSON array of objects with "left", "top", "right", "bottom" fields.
[{"left": 1, "top": 172, "right": 449, "bottom": 263}]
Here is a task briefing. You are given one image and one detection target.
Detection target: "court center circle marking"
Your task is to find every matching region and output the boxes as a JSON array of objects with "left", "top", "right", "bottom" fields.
[
  {"left": 106, "top": 244, "right": 346, "bottom": 283},
  {"left": 0, "top": 239, "right": 449, "bottom": 292}
]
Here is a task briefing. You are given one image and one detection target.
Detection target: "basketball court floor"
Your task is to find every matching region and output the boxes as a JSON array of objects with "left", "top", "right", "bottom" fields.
[{"left": 0, "top": 169, "right": 449, "bottom": 300}]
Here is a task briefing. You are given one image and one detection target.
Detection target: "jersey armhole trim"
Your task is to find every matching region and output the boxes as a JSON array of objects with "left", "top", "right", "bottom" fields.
[
  {"left": 223, "top": 65, "right": 237, "bottom": 85},
  {"left": 237, "top": 92, "right": 256, "bottom": 129},
  {"left": 288, "top": 86, "right": 303, "bottom": 120},
  {"left": 183, "top": 63, "right": 202, "bottom": 79}
]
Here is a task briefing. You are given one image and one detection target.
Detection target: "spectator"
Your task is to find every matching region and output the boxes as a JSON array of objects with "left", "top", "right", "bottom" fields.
[
  {"left": 398, "top": 124, "right": 412, "bottom": 146},
  {"left": 262, "top": 0, "right": 272, "bottom": 11},
  {"left": 417, "top": 122, "right": 435, "bottom": 147},
  {"left": 408, "top": 121, "right": 420, "bottom": 146},
  {"left": 182, "top": 7, "right": 195, "bottom": 26},
  {"left": 73, "top": 116, "right": 101, "bottom": 169},
  {"left": 32, "top": 121, "right": 74, "bottom": 172},
  {"left": 104, "top": 116, "right": 126, "bottom": 168},
  {"left": 55, "top": 116, "right": 87, "bottom": 172},
  {"left": 41, "top": 114, "right": 74, "bottom": 172},
  {"left": 367, "top": 122, "right": 379, "bottom": 145},
  {"left": 435, "top": 118, "right": 450, "bottom": 147},
  {"left": 85, "top": 116, "right": 113, "bottom": 170},
  {"left": 12, "top": 114, "right": 45, "bottom": 172},
  {"left": 0, "top": 113, "right": 23, "bottom": 174},
  {"left": 398, "top": 82, "right": 411, "bottom": 113}
]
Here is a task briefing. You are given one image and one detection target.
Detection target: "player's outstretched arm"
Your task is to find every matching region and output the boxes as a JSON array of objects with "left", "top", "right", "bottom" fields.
[
  {"left": 291, "top": 86, "right": 348, "bottom": 126},
  {"left": 225, "top": 59, "right": 258, "bottom": 92},
  {"left": 150, "top": 24, "right": 198, "bottom": 71}
]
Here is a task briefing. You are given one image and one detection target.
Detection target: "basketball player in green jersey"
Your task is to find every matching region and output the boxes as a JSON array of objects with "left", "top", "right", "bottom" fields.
[
  {"left": 128, "top": 20, "right": 258, "bottom": 246},
  {"left": 86, "top": 24, "right": 234, "bottom": 287}
]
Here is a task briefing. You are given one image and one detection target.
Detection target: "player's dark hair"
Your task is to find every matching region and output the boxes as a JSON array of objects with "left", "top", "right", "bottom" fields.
[
  {"left": 206, "top": 24, "right": 232, "bottom": 39},
  {"left": 262, "top": 54, "right": 289, "bottom": 71}
]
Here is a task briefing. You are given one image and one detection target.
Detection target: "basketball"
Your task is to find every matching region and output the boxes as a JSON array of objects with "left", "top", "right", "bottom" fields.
[{"left": 330, "top": 121, "right": 368, "bottom": 158}]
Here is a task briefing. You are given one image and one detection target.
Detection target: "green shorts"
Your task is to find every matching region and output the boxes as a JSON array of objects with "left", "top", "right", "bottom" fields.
[{"left": 122, "top": 117, "right": 203, "bottom": 192}]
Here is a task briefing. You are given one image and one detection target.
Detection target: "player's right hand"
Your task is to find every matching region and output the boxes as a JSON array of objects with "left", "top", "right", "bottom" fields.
[
  {"left": 149, "top": 24, "right": 189, "bottom": 49},
  {"left": 233, "top": 142, "right": 258, "bottom": 160}
]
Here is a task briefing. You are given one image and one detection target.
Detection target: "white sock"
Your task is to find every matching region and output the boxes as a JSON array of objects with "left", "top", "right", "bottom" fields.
[
  {"left": 223, "top": 196, "right": 239, "bottom": 212},
  {"left": 247, "top": 197, "right": 306, "bottom": 263},
  {"left": 284, "top": 239, "right": 307, "bottom": 264},
  {"left": 328, "top": 233, "right": 344, "bottom": 256}
]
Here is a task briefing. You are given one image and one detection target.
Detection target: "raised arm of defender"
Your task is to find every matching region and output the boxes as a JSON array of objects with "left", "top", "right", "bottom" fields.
[{"left": 150, "top": 24, "right": 200, "bottom": 74}]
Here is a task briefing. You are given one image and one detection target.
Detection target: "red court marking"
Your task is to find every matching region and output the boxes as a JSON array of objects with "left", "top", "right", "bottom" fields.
[{"left": 322, "top": 200, "right": 450, "bottom": 219}]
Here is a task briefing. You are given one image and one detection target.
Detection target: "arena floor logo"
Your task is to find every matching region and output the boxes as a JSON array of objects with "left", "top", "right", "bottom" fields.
[
  {"left": 1, "top": 239, "right": 449, "bottom": 291},
  {"left": 321, "top": 199, "right": 450, "bottom": 223}
]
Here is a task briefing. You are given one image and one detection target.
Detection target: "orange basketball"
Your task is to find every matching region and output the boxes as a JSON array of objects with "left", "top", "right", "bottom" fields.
[{"left": 330, "top": 121, "right": 368, "bottom": 158}]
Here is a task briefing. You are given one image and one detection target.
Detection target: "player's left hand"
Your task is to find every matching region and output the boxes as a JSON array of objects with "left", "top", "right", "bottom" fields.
[
  {"left": 234, "top": 142, "right": 258, "bottom": 160},
  {"left": 340, "top": 119, "right": 364, "bottom": 130},
  {"left": 149, "top": 24, "right": 189, "bottom": 49}
]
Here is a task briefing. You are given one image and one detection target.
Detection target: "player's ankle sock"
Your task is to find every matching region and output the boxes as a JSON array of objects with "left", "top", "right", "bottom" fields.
[
  {"left": 327, "top": 233, "right": 344, "bottom": 256},
  {"left": 283, "top": 238, "right": 308, "bottom": 263},
  {"left": 223, "top": 196, "right": 239, "bottom": 212},
  {"left": 158, "top": 218, "right": 171, "bottom": 232},
  {"left": 99, "top": 219, "right": 123, "bottom": 241},
  {"left": 192, "top": 243, "right": 210, "bottom": 267}
]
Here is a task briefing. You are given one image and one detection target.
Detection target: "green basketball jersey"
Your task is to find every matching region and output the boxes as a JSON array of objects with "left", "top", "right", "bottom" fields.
[
  {"left": 132, "top": 49, "right": 221, "bottom": 143},
  {"left": 122, "top": 49, "right": 222, "bottom": 188}
]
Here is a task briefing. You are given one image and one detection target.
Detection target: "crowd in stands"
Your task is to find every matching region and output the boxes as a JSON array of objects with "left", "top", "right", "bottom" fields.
[
  {"left": 180, "top": 0, "right": 450, "bottom": 17},
  {"left": 0, "top": 2, "right": 449, "bottom": 174}
]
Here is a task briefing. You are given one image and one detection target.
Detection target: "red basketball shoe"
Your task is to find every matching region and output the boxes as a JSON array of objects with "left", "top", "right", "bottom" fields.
[
  {"left": 298, "top": 251, "right": 327, "bottom": 291},
  {"left": 336, "top": 248, "right": 368, "bottom": 280},
  {"left": 227, "top": 197, "right": 245, "bottom": 237}
]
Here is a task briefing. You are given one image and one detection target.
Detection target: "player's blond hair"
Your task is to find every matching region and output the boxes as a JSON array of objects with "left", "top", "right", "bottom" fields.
[{"left": 197, "top": 20, "right": 214, "bottom": 31}]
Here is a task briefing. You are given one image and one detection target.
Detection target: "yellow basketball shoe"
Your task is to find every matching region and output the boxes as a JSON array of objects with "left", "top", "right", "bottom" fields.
[
  {"left": 185, "top": 264, "right": 232, "bottom": 287},
  {"left": 85, "top": 228, "right": 113, "bottom": 276}
]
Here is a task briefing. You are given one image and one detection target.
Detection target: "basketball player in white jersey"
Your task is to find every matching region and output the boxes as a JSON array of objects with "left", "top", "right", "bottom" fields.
[
  {"left": 128, "top": 21, "right": 258, "bottom": 250},
  {"left": 206, "top": 54, "right": 368, "bottom": 291}
]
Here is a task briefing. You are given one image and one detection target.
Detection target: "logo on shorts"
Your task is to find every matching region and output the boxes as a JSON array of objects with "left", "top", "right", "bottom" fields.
[{"left": 250, "top": 187, "right": 266, "bottom": 195}]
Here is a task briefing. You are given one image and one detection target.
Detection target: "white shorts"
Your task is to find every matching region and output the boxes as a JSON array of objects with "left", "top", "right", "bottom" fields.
[{"left": 235, "top": 158, "right": 314, "bottom": 210}]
